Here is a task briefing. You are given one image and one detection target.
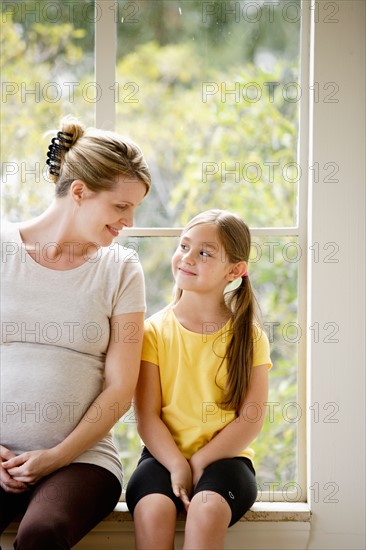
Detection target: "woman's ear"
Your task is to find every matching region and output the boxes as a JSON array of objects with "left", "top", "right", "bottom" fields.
[
  {"left": 70, "top": 180, "right": 87, "bottom": 205},
  {"left": 226, "top": 261, "right": 248, "bottom": 282}
]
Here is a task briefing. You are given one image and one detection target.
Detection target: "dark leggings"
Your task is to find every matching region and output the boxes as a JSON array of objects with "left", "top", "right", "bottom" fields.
[
  {"left": 0, "top": 463, "right": 121, "bottom": 549},
  {"left": 126, "top": 447, "right": 257, "bottom": 527}
]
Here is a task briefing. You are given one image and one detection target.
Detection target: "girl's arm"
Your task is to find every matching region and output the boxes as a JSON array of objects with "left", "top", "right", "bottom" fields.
[
  {"left": 3, "top": 312, "right": 144, "bottom": 484},
  {"left": 134, "top": 360, "right": 192, "bottom": 508},
  {"left": 189, "top": 363, "right": 269, "bottom": 486}
]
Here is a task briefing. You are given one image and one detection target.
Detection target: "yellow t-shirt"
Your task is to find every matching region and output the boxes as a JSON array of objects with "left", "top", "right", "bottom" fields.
[{"left": 141, "top": 306, "right": 272, "bottom": 461}]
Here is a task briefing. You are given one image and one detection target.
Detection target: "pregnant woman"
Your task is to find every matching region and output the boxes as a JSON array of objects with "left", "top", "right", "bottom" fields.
[{"left": 0, "top": 115, "right": 151, "bottom": 549}]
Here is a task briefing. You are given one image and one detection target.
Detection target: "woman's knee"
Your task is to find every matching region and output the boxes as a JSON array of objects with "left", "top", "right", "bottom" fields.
[{"left": 14, "top": 518, "right": 68, "bottom": 550}]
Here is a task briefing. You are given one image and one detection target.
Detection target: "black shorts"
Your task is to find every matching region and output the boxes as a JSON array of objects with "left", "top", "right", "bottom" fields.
[{"left": 126, "top": 447, "right": 257, "bottom": 527}]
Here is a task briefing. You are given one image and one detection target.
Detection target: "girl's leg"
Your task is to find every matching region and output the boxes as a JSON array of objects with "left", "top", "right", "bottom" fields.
[
  {"left": 184, "top": 490, "right": 231, "bottom": 550},
  {"left": 183, "top": 457, "right": 257, "bottom": 550},
  {"left": 13, "top": 463, "right": 121, "bottom": 550},
  {"left": 126, "top": 448, "right": 183, "bottom": 550},
  {"left": 133, "top": 493, "right": 177, "bottom": 550}
]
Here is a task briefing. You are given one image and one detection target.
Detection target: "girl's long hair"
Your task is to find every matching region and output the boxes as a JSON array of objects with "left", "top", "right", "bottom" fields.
[{"left": 173, "top": 209, "right": 259, "bottom": 413}]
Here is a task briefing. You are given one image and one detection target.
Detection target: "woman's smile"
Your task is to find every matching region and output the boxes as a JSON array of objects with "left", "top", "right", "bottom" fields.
[{"left": 106, "top": 225, "right": 121, "bottom": 237}]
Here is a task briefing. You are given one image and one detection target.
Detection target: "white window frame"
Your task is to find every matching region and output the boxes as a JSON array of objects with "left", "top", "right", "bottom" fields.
[{"left": 95, "top": 0, "right": 310, "bottom": 503}]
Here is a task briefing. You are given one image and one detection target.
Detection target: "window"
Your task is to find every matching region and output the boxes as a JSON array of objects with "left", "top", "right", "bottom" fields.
[
  {"left": 1, "top": 0, "right": 95, "bottom": 220},
  {"left": 113, "top": 0, "right": 306, "bottom": 501},
  {"left": 1, "top": 0, "right": 307, "bottom": 502}
]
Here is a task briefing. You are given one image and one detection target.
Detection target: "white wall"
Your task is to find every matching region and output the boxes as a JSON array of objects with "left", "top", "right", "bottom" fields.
[{"left": 306, "top": 0, "right": 365, "bottom": 548}]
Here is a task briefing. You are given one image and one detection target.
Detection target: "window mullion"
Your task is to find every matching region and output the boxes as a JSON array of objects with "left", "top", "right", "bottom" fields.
[
  {"left": 121, "top": 227, "right": 301, "bottom": 238},
  {"left": 95, "top": 0, "right": 116, "bottom": 130},
  {"left": 296, "top": 0, "right": 313, "bottom": 503}
]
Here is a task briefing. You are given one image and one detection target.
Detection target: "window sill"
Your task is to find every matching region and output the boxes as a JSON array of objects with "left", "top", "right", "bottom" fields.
[
  {"left": 107, "top": 501, "right": 311, "bottom": 523},
  {"left": 2, "top": 502, "right": 311, "bottom": 550},
  {"left": 2, "top": 501, "right": 311, "bottom": 541}
]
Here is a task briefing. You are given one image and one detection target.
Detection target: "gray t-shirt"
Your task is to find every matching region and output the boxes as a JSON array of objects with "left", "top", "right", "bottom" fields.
[{"left": 0, "top": 223, "right": 146, "bottom": 487}]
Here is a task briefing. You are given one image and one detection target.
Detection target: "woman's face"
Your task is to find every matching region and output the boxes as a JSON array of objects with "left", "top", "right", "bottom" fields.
[{"left": 74, "top": 175, "right": 147, "bottom": 246}]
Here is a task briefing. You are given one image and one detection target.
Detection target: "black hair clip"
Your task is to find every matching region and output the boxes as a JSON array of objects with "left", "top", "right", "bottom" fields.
[
  {"left": 57, "top": 131, "right": 73, "bottom": 144},
  {"left": 46, "top": 131, "right": 73, "bottom": 178}
]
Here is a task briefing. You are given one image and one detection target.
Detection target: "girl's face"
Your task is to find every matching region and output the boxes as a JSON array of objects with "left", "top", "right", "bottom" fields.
[
  {"left": 172, "top": 223, "right": 238, "bottom": 295},
  {"left": 73, "top": 176, "right": 147, "bottom": 246}
]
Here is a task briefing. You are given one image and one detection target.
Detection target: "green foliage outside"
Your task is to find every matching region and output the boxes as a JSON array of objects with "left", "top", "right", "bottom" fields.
[{"left": 1, "top": 0, "right": 301, "bottom": 496}]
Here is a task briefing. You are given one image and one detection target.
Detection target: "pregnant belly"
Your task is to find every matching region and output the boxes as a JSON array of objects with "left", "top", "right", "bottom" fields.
[{"left": 1, "top": 342, "right": 104, "bottom": 454}]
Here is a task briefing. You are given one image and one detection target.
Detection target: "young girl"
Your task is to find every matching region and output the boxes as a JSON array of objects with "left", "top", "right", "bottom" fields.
[{"left": 126, "top": 209, "right": 272, "bottom": 550}]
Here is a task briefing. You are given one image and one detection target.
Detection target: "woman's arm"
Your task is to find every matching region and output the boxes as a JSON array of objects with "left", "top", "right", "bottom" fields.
[
  {"left": 3, "top": 312, "right": 144, "bottom": 484},
  {"left": 189, "top": 364, "right": 269, "bottom": 486},
  {"left": 135, "top": 360, "right": 192, "bottom": 508}
]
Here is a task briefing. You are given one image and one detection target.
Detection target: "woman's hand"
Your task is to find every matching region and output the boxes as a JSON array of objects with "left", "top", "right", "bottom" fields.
[
  {"left": 0, "top": 445, "right": 29, "bottom": 493},
  {"left": 1, "top": 448, "right": 62, "bottom": 485},
  {"left": 171, "top": 460, "right": 192, "bottom": 512}
]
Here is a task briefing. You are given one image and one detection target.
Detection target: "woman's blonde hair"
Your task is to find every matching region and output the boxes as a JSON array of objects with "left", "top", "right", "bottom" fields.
[
  {"left": 47, "top": 115, "right": 151, "bottom": 196},
  {"left": 173, "top": 209, "right": 259, "bottom": 412}
]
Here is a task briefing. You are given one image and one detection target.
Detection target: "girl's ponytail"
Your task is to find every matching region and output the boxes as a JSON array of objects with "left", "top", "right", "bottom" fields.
[{"left": 221, "top": 276, "right": 258, "bottom": 412}]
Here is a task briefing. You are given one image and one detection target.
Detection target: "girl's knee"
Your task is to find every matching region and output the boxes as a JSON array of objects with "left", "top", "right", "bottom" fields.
[
  {"left": 188, "top": 491, "right": 231, "bottom": 523},
  {"left": 134, "top": 493, "right": 177, "bottom": 523},
  {"left": 192, "top": 490, "right": 226, "bottom": 509},
  {"left": 133, "top": 494, "right": 177, "bottom": 550}
]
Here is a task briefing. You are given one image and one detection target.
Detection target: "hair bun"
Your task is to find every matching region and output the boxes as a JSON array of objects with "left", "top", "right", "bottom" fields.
[
  {"left": 46, "top": 115, "right": 85, "bottom": 183},
  {"left": 47, "top": 115, "right": 151, "bottom": 196},
  {"left": 60, "top": 115, "right": 85, "bottom": 146}
]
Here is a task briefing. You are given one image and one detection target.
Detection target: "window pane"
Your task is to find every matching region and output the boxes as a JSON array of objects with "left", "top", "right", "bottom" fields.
[
  {"left": 1, "top": 0, "right": 95, "bottom": 222},
  {"left": 249, "top": 235, "right": 298, "bottom": 491},
  {"left": 116, "top": 235, "right": 298, "bottom": 492},
  {"left": 116, "top": 0, "right": 301, "bottom": 228}
]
